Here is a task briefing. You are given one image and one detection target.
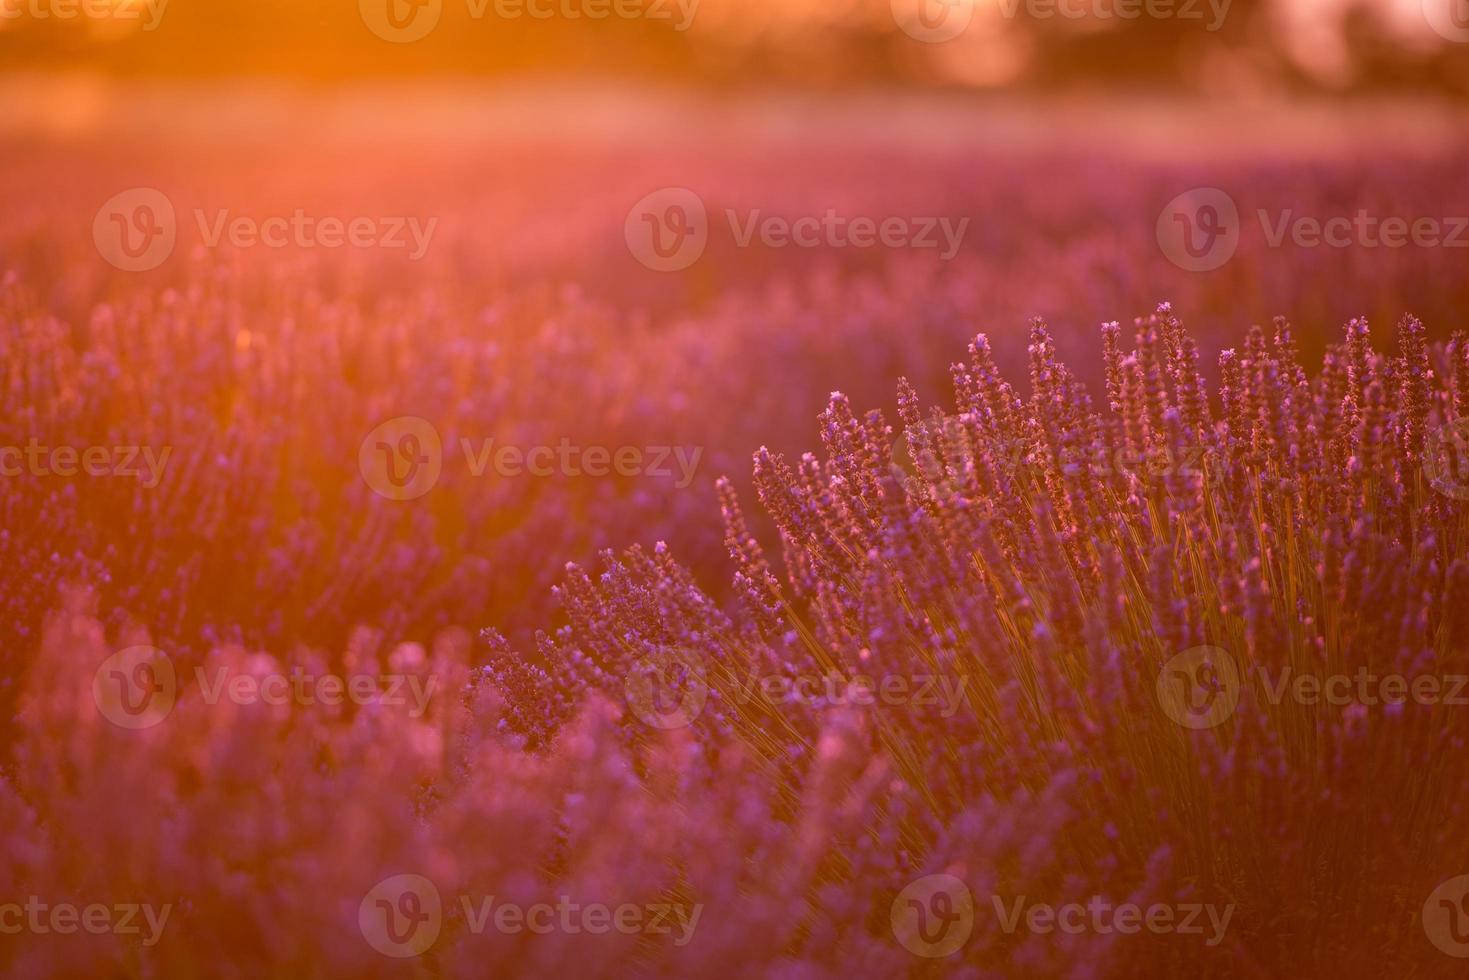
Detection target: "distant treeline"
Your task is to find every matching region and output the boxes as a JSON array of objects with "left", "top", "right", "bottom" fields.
[{"left": 1, "top": 0, "right": 1467, "bottom": 96}]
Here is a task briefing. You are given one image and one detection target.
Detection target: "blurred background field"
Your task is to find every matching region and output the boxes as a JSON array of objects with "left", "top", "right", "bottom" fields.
[{"left": 4, "top": 72, "right": 1469, "bottom": 664}]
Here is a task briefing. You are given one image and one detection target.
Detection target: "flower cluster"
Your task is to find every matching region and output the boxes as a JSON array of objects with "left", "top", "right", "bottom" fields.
[{"left": 490, "top": 304, "right": 1469, "bottom": 975}]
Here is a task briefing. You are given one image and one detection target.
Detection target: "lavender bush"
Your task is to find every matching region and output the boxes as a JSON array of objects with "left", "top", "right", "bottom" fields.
[
  {"left": 4, "top": 119, "right": 1469, "bottom": 975},
  {"left": 7, "top": 290, "right": 1469, "bottom": 974}
]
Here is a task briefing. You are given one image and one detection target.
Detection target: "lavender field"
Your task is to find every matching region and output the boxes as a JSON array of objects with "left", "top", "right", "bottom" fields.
[{"left": 3, "top": 82, "right": 1469, "bottom": 978}]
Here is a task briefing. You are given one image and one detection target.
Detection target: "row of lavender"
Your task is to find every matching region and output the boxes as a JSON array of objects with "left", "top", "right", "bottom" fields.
[{"left": 6, "top": 302, "right": 1468, "bottom": 975}]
